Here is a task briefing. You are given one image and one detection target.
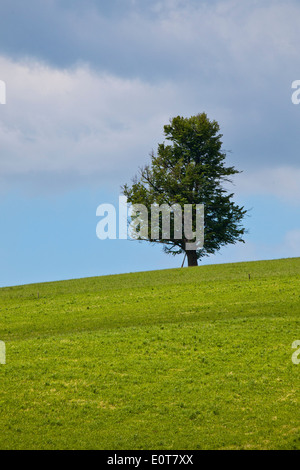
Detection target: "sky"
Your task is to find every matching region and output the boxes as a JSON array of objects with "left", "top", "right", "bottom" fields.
[{"left": 0, "top": 0, "right": 299, "bottom": 287}]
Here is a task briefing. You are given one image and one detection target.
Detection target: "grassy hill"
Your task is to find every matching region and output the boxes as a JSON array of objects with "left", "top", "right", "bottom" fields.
[{"left": 0, "top": 257, "right": 299, "bottom": 450}]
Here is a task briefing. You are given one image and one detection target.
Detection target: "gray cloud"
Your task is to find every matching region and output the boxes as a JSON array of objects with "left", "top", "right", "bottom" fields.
[
  {"left": 0, "top": 0, "right": 299, "bottom": 80},
  {"left": 233, "top": 167, "right": 300, "bottom": 205},
  {"left": 0, "top": 0, "right": 300, "bottom": 196},
  {"left": 0, "top": 57, "right": 189, "bottom": 192}
]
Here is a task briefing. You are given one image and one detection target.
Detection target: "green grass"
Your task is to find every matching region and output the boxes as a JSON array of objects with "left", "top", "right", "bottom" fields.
[{"left": 0, "top": 257, "right": 299, "bottom": 450}]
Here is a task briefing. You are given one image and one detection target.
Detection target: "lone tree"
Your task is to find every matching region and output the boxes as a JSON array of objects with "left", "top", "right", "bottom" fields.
[{"left": 122, "top": 113, "right": 247, "bottom": 267}]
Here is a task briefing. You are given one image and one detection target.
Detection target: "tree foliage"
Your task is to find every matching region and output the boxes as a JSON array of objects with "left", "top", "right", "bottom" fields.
[{"left": 122, "top": 113, "right": 247, "bottom": 266}]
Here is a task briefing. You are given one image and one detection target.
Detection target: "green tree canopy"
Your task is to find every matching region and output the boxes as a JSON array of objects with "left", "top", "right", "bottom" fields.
[{"left": 122, "top": 113, "right": 247, "bottom": 266}]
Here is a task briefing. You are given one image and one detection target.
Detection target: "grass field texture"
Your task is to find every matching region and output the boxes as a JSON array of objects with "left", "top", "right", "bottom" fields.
[{"left": 0, "top": 257, "right": 299, "bottom": 450}]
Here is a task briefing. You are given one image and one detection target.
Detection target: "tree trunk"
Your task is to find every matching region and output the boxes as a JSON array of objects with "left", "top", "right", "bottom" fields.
[{"left": 186, "top": 250, "right": 198, "bottom": 267}]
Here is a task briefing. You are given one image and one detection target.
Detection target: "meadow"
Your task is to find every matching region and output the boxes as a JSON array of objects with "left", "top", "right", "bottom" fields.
[{"left": 0, "top": 257, "right": 299, "bottom": 450}]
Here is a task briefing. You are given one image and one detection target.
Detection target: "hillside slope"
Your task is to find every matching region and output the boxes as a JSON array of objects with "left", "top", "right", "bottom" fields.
[{"left": 0, "top": 258, "right": 299, "bottom": 449}]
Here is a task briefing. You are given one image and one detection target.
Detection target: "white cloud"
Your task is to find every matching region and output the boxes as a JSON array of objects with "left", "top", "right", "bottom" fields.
[
  {"left": 0, "top": 56, "right": 189, "bottom": 188},
  {"left": 1, "top": 0, "right": 300, "bottom": 196},
  {"left": 234, "top": 167, "right": 300, "bottom": 204},
  {"left": 1, "top": 52, "right": 300, "bottom": 203}
]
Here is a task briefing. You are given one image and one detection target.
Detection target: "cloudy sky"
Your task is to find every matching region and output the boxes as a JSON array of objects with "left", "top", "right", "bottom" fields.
[{"left": 0, "top": 0, "right": 299, "bottom": 287}]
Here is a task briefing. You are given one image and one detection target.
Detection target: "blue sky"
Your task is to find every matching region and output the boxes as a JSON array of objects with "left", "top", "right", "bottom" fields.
[{"left": 0, "top": 0, "right": 299, "bottom": 287}]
